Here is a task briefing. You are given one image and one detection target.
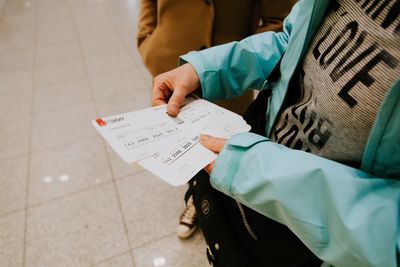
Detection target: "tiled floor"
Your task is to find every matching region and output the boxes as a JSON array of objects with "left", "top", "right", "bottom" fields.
[{"left": 0, "top": 0, "right": 209, "bottom": 266}]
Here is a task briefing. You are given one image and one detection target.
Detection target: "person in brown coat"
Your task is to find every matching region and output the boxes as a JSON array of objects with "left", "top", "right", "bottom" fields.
[{"left": 137, "top": 0, "right": 295, "bottom": 239}]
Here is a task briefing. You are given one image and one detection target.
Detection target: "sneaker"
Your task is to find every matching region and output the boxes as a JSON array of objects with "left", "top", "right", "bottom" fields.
[{"left": 177, "top": 196, "right": 197, "bottom": 239}]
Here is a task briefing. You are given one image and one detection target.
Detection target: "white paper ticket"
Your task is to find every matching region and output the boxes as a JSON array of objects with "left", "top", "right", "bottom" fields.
[{"left": 93, "top": 97, "right": 250, "bottom": 186}]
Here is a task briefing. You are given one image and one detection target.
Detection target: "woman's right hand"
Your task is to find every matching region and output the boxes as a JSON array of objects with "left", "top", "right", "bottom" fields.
[{"left": 152, "top": 63, "right": 200, "bottom": 116}]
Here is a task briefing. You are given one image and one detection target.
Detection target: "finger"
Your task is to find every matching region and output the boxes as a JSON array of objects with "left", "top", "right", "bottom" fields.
[
  {"left": 204, "top": 161, "right": 215, "bottom": 175},
  {"left": 152, "top": 97, "right": 167, "bottom": 106},
  {"left": 152, "top": 83, "right": 171, "bottom": 107},
  {"left": 199, "top": 134, "right": 226, "bottom": 153},
  {"left": 167, "top": 89, "right": 186, "bottom": 116}
]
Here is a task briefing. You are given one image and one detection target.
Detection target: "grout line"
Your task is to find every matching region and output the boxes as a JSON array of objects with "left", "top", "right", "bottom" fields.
[
  {"left": 69, "top": 2, "right": 137, "bottom": 266},
  {"left": 31, "top": 99, "right": 94, "bottom": 119},
  {"left": 29, "top": 58, "right": 88, "bottom": 88},
  {"left": 11, "top": 157, "right": 144, "bottom": 216},
  {"left": 89, "top": 249, "right": 133, "bottom": 267},
  {"left": 103, "top": 143, "right": 137, "bottom": 266},
  {"left": 0, "top": 153, "right": 30, "bottom": 165},
  {"left": 130, "top": 230, "right": 205, "bottom": 251},
  {"left": 101, "top": 6, "right": 139, "bottom": 266},
  {"left": 0, "top": 207, "right": 26, "bottom": 220},
  {"left": 133, "top": 230, "right": 204, "bottom": 250},
  {"left": 29, "top": 134, "right": 99, "bottom": 154},
  {"left": 29, "top": 135, "right": 101, "bottom": 154},
  {"left": 22, "top": 0, "right": 38, "bottom": 264},
  {"left": 91, "top": 230, "right": 200, "bottom": 266},
  {"left": 0, "top": 166, "right": 143, "bottom": 220},
  {"left": 25, "top": 180, "right": 114, "bottom": 210},
  {"left": 130, "top": 232, "right": 177, "bottom": 250}
]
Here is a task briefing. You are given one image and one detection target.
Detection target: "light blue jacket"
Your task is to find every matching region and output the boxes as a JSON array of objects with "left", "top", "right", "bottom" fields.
[{"left": 180, "top": 1, "right": 400, "bottom": 266}]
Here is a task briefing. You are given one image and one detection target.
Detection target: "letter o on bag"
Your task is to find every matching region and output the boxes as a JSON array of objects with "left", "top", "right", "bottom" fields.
[{"left": 201, "top": 198, "right": 211, "bottom": 217}]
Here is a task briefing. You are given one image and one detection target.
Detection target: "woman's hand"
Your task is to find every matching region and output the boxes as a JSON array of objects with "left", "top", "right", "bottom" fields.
[
  {"left": 199, "top": 134, "right": 227, "bottom": 175},
  {"left": 152, "top": 64, "right": 200, "bottom": 116}
]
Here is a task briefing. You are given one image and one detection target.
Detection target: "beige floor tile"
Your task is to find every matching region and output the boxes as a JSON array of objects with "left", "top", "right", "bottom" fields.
[
  {"left": 116, "top": 172, "right": 187, "bottom": 248},
  {"left": 95, "top": 91, "right": 151, "bottom": 119},
  {"left": 37, "top": 5, "right": 72, "bottom": 22},
  {"left": 0, "top": 17, "right": 35, "bottom": 38},
  {"left": 70, "top": 3, "right": 109, "bottom": 20},
  {"left": 79, "top": 33, "right": 126, "bottom": 58},
  {"left": 28, "top": 137, "right": 112, "bottom": 206},
  {"left": 0, "top": 67, "right": 33, "bottom": 97},
  {"left": 84, "top": 49, "right": 135, "bottom": 75},
  {"left": 0, "top": 15, "right": 34, "bottom": 33},
  {"left": 75, "top": 17, "right": 116, "bottom": 38},
  {"left": 127, "top": 38, "right": 142, "bottom": 59},
  {"left": 36, "top": 22, "right": 77, "bottom": 46},
  {"left": 132, "top": 233, "right": 208, "bottom": 267},
  {"left": 36, "top": 40, "right": 82, "bottom": 65},
  {"left": 31, "top": 103, "right": 97, "bottom": 152},
  {"left": 124, "top": 44, "right": 150, "bottom": 88},
  {"left": 0, "top": 211, "right": 25, "bottom": 267},
  {"left": 110, "top": 16, "right": 138, "bottom": 37},
  {"left": 104, "top": 1, "right": 136, "bottom": 14},
  {"left": 0, "top": 29, "right": 34, "bottom": 54},
  {"left": 33, "top": 78, "right": 92, "bottom": 115},
  {"left": 0, "top": 119, "right": 30, "bottom": 160},
  {"left": 94, "top": 252, "right": 133, "bottom": 267},
  {"left": 92, "top": 69, "right": 151, "bottom": 117},
  {"left": 104, "top": 1, "right": 139, "bottom": 21},
  {"left": 34, "top": 57, "right": 87, "bottom": 87},
  {"left": 0, "top": 156, "right": 28, "bottom": 216},
  {"left": 0, "top": 48, "right": 34, "bottom": 72},
  {"left": 106, "top": 145, "right": 145, "bottom": 179},
  {"left": 3, "top": 0, "right": 36, "bottom": 18},
  {"left": 89, "top": 67, "right": 149, "bottom": 103},
  {"left": 26, "top": 184, "right": 130, "bottom": 267},
  {"left": 137, "top": 65, "right": 153, "bottom": 88},
  {"left": 37, "top": 17, "right": 74, "bottom": 32},
  {"left": 36, "top": 0, "right": 70, "bottom": 16},
  {"left": 68, "top": 0, "right": 90, "bottom": 5},
  {"left": 0, "top": 90, "right": 31, "bottom": 122}
]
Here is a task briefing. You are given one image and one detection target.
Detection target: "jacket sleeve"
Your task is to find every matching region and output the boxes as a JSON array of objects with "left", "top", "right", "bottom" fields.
[
  {"left": 179, "top": 2, "right": 300, "bottom": 101},
  {"left": 137, "top": 0, "right": 157, "bottom": 48},
  {"left": 210, "top": 132, "right": 400, "bottom": 267},
  {"left": 254, "top": 0, "right": 296, "bottom": 34}
]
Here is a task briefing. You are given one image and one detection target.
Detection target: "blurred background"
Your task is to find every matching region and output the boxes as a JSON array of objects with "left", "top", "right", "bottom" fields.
[{"left": 0, "top": 0, "right": 209, "bottom": 266}]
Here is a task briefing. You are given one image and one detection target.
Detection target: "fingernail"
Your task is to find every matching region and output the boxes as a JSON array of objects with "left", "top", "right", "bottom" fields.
[
  {"left": 200, "top": 134, "right": 210, "bottom": 142},
  {"left": 169, "top": 105, "right": 178, "bottom": 115}
]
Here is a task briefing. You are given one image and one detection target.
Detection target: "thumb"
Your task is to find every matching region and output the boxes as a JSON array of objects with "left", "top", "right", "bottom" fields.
[
  {"left": 199, "top": 134, "right": 226, "bottom": 153},
  {"left": 204, "top": 161, "right": 215, "bottom": 175},
  {"left": 167, "top": 89, "right": 187, "bottom": 116}
]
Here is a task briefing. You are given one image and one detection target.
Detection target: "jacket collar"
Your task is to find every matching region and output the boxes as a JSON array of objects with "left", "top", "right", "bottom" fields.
[{"left": 362, "top": 80, "right": 400, "bottom": 177}]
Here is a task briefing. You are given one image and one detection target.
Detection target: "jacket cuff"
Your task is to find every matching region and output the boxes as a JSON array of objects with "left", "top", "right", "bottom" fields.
[
  {"left": 210, "top": 132, "right": 270, "bottom": 195},
  {"left": 179, "top": 52, "right": 221, "bottom": 101},
  {"left": 227, "top": 132, "right": 269, "bottom": 147}
]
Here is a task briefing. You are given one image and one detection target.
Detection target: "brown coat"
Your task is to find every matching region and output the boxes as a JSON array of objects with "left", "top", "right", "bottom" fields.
[{"left": 137, "top": 0, "right": 295, "bottom": 114}]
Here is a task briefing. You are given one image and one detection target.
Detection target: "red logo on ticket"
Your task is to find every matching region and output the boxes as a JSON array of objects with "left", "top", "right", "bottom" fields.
[{"left": 96, "top": 118, "right": 106, "bottom": 127}]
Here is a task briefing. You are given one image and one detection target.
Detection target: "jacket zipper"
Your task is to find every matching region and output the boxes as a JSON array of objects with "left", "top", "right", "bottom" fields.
[{"left": 235, "top": 200, "right": 258, "bottom": 241}]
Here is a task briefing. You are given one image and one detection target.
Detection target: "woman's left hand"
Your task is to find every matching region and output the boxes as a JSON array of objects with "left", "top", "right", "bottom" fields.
[{"left": 199, "top": 134, "right": 227, "bottom": 175}]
